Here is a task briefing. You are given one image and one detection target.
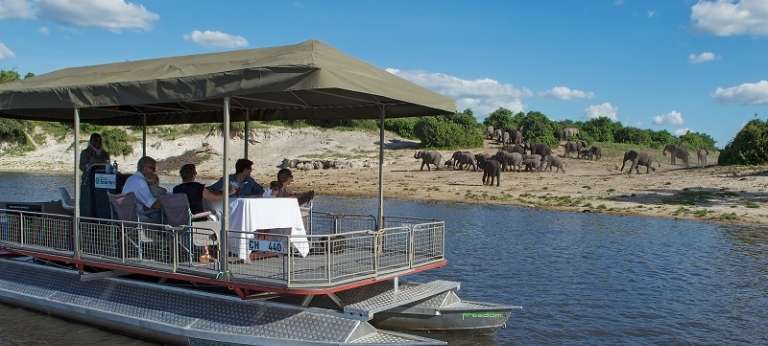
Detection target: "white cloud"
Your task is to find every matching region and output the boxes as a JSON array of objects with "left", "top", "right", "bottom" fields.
[
  {"left": 688, "top": 51, "right": 718, "bottom": 63},
  {"left": 539, "top": 86, "right": 594, "bottom": 100},
  {"left": 183, "top": 30, "right": 248, "bottom": 49},
  {"left": 585, "top": 102, "right": 618, "bottom": 120},
  {"left": 714, "top": 80, "right": 768, "bottom": 104},
  {"left": 691, "top": 0, "right": 768, "bottom": 36},
  {"left": 0, "top": 42, "right": 14, "bottom": 59},
  {"left": 0, "top": 0, "right": 34, "bottom": 19},
  {"left": 654, "top": 111, "right": 685, "bottom": 125},
  {"left": 36, "top": 0, "right": 158, "bottom": 32},
  {"left": 38, "top": 25, "right": 48, "bottom": 35},
  {"left": 675, "top": 128, "right": 691, "bottom": 136},
  {"left": 386, "top": 68, "right": 531, "bottom": 115}
]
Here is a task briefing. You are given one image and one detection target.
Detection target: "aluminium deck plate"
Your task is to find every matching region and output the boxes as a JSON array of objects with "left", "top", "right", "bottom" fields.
[
  {"left": 0, "top": 258, "right": 444, "bottom": 345},
  {"left": 342, "top": 280, "right": 460, "bottom": 320}
]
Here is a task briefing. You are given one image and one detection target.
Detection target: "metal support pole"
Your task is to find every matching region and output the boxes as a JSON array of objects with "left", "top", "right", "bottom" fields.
[
  {"left": 377, "top": 105, "right": 385, "bottom": 230},
  {"left": 244, "top": 109, "right": 250, "bottom": 160},
  {"left": 394, "top": 276, "right": 399, "bottom": 294},
  {"left": 73, "top": 108, "right": 81, "bottom": 259},
  {"left": 141, "top": 114, "right": 147, "bottom": 157},
  {"left": 219, "top": 97, "right": 231, "bottom": 279}
]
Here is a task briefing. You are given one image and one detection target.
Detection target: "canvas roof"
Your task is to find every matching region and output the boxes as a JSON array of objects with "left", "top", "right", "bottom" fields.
[{"left": 0, "top": 40, "right": 455, "bottom": 125}]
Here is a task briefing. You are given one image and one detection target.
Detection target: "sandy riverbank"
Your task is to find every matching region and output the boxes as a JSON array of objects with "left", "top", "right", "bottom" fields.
[{"left": 1, "top": 126, "right": 766, "bottom": 225}]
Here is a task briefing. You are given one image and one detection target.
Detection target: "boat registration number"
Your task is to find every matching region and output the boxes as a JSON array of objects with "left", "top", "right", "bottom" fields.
[{"left": 248, "top": 239, "right": 286, "bottom": 253}]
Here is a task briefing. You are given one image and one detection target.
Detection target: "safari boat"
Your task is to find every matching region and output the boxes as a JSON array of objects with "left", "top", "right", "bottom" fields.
[{"left": 0, "top": 40, "right": 518, "bottom": 345}]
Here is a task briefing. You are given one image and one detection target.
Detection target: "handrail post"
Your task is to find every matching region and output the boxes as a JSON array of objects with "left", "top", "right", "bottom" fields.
[
  {"left": 326, "top": 236, "right": 331, "bottom": 284},
  {"left": 409, "top": 225, "right": 415, "bottom": 269},
  {"left": 73, "top": 108, "right": 81, "bottom": 260},
  {"left": 172, "top": 230, "right": 178, "bottom": 273},
  {"left": 219, "top": 97, "right": 231, "bottom": 280},
  {"left": 286, "top": 237, "right": 292, "bottom": 285},
  {"left": 120, "top": 223, "right": 126, "bottom": 263},
  {"left": 19, "top": 213, "right": 25, "bottom": 245}
]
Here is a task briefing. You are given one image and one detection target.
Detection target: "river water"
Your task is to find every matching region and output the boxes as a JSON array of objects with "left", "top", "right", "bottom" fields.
[{"left": 0, "top": 172, "right": 766, "bottom": 345}]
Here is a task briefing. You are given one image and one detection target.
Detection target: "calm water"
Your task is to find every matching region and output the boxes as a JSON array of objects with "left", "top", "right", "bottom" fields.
[{"left": 1, "top": 172, "right": 767, "bottom": 345}]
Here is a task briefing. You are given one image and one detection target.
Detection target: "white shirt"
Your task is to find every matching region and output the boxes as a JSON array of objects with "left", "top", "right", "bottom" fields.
[{"left": 122, "top": 171, "right": 156, "bottom": 212}]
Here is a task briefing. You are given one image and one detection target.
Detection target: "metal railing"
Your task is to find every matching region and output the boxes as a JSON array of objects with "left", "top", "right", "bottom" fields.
[{"left": 0, "top": 208, "right": 445, "bottom": 289}]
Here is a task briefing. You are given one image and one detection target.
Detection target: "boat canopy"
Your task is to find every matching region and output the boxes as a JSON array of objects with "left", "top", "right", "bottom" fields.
[{"left": 0, "top": 40, "right": 455, "bottom": 125}]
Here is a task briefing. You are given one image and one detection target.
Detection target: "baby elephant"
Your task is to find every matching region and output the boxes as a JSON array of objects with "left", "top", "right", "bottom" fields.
[
  {"left": 479, "top": 159, "right": 501, "bottom": 186},
  {"left": 544, "top": 155, "right": 566, "bottom": 173},
  {"left": 523, "top": 154, "right": 542, "bottom": 172},
  {"left": 414, "top": 151, "right": 442, "bottom": 171}
]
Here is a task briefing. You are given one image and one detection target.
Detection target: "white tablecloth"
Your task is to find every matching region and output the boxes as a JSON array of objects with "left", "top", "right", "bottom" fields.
[{"left": 227, "top": 198, "right": 309, "bottom": 260}]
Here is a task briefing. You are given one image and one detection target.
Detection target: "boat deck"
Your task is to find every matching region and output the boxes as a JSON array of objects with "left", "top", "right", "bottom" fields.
[{"left": 0, "top": 208, "right": 446, "bottom": 295}]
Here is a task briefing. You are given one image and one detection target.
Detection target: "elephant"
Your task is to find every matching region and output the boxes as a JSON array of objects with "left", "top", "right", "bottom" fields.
[
  {"left": 414, "top": 151, "right": 442, "bottom": 171},
  {"left": 494, "top": 128, "right": 503, "bottom": 143},
  {"left": 563, "top": 127, "right": 579, "bottom": 139},
  {"left": 502, "top": 144, "right": 526, "bottom": 155},
  {"left": 451, "top": 151, "right": 476, "bottom": 170},
  {"left": 444, "top": 159, "right": 454, "bottom": 168},
  {"left": 564, "top": 141, "right": 581, "bottom": 158},
  {"left": 502, "top": 131, "right": 511, "bottom": 144},
  {"left": 544, "top": 155, "right": 566, "bottom": 173},
  {"left": 486, "top": 126, "right": 495, "bottom": 140},
  {"left": 495, "top": 150, "right": 524, "bottom": 172},
  {"left": 510, "top": 130, "right": 523, "bottom": 145},
  {"left": 588, "top": 146, "right": 602, "bottom": 160},
  {"left": 697, "top": 149, "right": 709, "bottom": 167},
  {"left": 530, "top": 143, "right": 552, "bottom": 158},
  {"left": 555, "top": 128, "right": 565, "bottom": 141},
  {"left": 523, "top": 154, "right": 543, "bottom": 171},
  {"left": 479, "top": 159, "right": 501, "bottom": 186},
  {"left": 663, "top": 144, "right": 689, "bottom": 167},
  {"left": 620, "top": 150, "right": 657, "bottom": 174}
]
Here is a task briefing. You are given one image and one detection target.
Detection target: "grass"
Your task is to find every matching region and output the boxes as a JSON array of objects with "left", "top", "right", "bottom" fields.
[
  {"left": 744, "top": 201, "right": 760, "bottom": 209},
  {"left": 719, "top": 212, "right": 738, "bottom": 221}
]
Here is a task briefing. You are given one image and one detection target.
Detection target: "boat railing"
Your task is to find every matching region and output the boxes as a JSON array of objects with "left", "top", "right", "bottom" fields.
[{"left": 0, "top": 208, "right": 445, "bottom": 289}]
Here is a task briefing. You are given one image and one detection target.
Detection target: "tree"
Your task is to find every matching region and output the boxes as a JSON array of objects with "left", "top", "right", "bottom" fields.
[
  {"left": 415, "top": 116, "right": 483, "bottom": 148},
  {"left": 678, "top": 131, "right": 717, "bottom": 151},
  {"left": 483, "top": 107, "right": 515, "bottom": 130},
  {"left": 518, "top": 111, "right": 558, "bottom": 147},
  {"left": 718, "top": 119, "right": 768, "bottom": 165},
  {"left": 0, "top": 70, "right": 21, "bottom": 83},
  {"left": 581, "top": 117, "right": 621, "bottom": 142}
]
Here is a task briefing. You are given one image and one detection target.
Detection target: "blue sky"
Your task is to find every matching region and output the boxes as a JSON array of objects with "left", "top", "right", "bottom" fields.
[{"left": 1, "top": 0, "right": 767, "bottom": 146}]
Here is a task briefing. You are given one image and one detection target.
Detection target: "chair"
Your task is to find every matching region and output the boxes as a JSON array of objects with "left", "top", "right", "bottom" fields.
[
  {"left": 59, "top": 187, "right": 75, "bottom": 212},
  {"left": 107, "top": 192, "right": 150, "bottom": 261},
  {"left": 158, "top": 194, "right": 216, "bottom": 265}
]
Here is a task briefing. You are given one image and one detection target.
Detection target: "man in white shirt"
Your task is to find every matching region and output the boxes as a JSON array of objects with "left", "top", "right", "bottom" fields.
[{"left": 122, "top": 156, "right": 162, "bottom": 223}]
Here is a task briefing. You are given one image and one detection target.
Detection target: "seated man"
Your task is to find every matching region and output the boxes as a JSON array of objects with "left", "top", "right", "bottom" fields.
[
  {"left": 172, "top": 163, "right": 226, "bottom": 215},
  {"left": 269, "top": 168, "right": 315, "bottom": 206},
  {"left": 122, "top": 156, "right": 162, "bottom": 223},
  {"left": 208, "top": 158, "right": 265, "bottom": 198}
]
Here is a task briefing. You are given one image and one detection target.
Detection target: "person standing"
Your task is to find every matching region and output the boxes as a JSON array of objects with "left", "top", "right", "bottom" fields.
[{"left": 79, "top": 133, "right": 111, "bottom": 172}]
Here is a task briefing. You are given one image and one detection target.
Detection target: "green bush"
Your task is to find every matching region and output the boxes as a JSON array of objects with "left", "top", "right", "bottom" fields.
[
  {"left": 614, "top": 127, "right": 652, "bottom": 146},
  {"left": 582, "top": 117, "right": 621, "bottom": 142},
  {"left": 0, "top": 119, "right": 30, "bottom": 146},
  {"left": 100, "top": 128, "right": 135, "bottom": 157},
  {"left": 518, "top": 111, "right": 558, "bottom": 147},
  {"left": 414, "top": 116, "right": 483, "bottom": 148},
  {"left": 718, "top": 119, "right": 768, "bottom": 165},
  {"left": 482, "top": 107, "right": 516, "bottom": 130},
  {"left": 383, "top": 117, "right": 419, "bottom": 139},
  {"left": 678, "top": 131, "right": 717, "bottom": 151}
]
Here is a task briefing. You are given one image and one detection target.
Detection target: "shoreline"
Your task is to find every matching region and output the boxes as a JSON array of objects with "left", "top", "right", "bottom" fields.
[{"left": 0, "top": 129, "right": 765, "bottom": 227}]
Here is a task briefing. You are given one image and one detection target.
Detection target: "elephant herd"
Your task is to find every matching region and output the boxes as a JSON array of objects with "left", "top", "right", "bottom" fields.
[
  {"left": 563, "top": 140, "right": 602, "bottom": 161},
  {"left": 414, "top": 145, "right": 567, "bottom": 187},
  {"left": 486, "top": 126, "right": 523, "bottom": 145},
  {"left": 619, "top": 144, "right": 711, "bottom": 175}
]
